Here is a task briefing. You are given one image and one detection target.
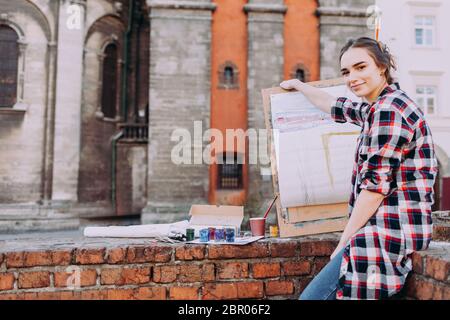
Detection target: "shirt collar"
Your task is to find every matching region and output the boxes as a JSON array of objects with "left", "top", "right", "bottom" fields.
[{"left": 377, "top": 82, "right": 400, "bottom": 100}]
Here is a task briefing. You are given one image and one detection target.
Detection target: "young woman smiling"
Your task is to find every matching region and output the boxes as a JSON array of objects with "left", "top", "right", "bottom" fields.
[{"left": 280, "top": 37, "right": 438, "bottom": 300}]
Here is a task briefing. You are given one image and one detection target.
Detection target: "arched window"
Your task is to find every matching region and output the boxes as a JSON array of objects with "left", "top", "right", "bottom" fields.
[
  {"left": 218, "top": 61, "right": 239, "bottom": 89},
  {"left": 101, "top": 43, "right": 118, "bottom": 119},
  {"left": 0, "top": 25, "right": 19, "bottom": 108},
  {"left": 290, "top": 63, "right": 310, "bottom": 83},
  {"left": 295, "top": 68, "right": 305, "bottom": 82}
]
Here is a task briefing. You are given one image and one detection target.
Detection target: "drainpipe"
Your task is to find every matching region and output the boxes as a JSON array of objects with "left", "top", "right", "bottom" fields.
[
  {"left": 111, "top": 131, "right": 124, "bottom": 211},
  {"left": 121, "top": 0, "right": 134, "bottom": 123},
  {"left": 111, "top": 0, "right": 134, "bottom": 211}
]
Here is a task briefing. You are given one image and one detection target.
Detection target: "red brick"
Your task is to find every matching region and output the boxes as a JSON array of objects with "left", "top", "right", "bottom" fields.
[
  {"left": 153, "top": 265, "right": 178, "bottom": 283},
  {"left": 432, "top": 282, "right": 450, "bottom": 300},
  {"left": 178, "top": 264, "right": 215, "bottom": 283},
  {"left": 237, "top": 282, "right": 264, "bottom": 299},
  {"left": 0, "top": 253, "right": 4, "bottom": 265},
  {"left": 202, "top": 283, "right": 238, "bottom": 300},
  {"left": 6, "top": 250, "right": 72, "bottom": 268},
  {"left": 299, "top": 240, "right": 337, "bottom": 256},
  {"left": 282, "top": 260, "right": 311, "bottom": 276},
  {"left": 270, "top": 241, "right": 297, "bottom": 258},
  {"left": 54, "top": 269, "right": 97, "bottom": 287},
  {"left": 169, "top": 286, "right": 200, "bottom": 300},
  {"left": 80, "top": 289, "right": 108, "bottom": 300},
  {"left": 208, "top": 243, "right": 269, "bottom": 260},
  {"left": 175, "top": 245, "right": 205, "bottom": 261},
  {"left": 313, "top": 257, "right": 330, "bottom": 275},
  {"left": 411, "top": 252, "right": 424, "bottom": 275},
  {"left": 0, "top": 293, "right": 24, "bottom": 300},
  {"left": 424, "top": 256, "right": 450, "bottom": 282},
  {"left": 18, "top": 271, "right": 50, "bottom": 289},
  {"left": 106, "top": 248, "right": 127, "bottom": 264},
  {"left": 74, "top": 248, "right": 105, "bottom": 265},
  {"left": 217, "top": 262, "right": 249, "bottom": 279},
  {"left": 405, "top": 275, "right": 433, "bottom": 300},
  {"left": 126, "top": 245, "right": 172, "bottom": 263},
  {"left": 0, "top": 273, "right": 15, "bottom": 291},
  {"left": 100, "top": 267, "right": 150, "bottom": 285},
  {"left": 106, "top": 288, "right": 135, "bottom": 300},
  {"left": 134, "top": 287, "right": 167, "bottom": 300},
  {"left": 252, "top": 262, "right": 280, "bottom": 278},
  {"left": 35, "top": 291, "right": 81, "bottom": 300},
  {"left": 265, "top": 280, "right": 294, "bottom": 296}
]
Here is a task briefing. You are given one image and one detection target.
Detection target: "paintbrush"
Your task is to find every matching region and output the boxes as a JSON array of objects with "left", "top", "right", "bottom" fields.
[{"left": 263, "top": 194, "right": 278, "bottom": 220}]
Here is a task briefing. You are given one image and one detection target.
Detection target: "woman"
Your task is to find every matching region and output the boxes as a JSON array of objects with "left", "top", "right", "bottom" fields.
[{"left": 280, "top": 37, "right": 438, "bottom": 300}]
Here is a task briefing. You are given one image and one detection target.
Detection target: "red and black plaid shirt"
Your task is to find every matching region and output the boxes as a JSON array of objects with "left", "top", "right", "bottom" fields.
[{"left": 331, "top": 82, "right": 438, "bottom": 300}]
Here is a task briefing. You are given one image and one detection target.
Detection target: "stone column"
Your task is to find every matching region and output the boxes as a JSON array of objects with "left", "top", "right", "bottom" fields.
[
  {"left": 245, "top": 0, "right": 286, "bottom": 220},
  {"left": 317, "top": 0, "right": 374, "bottom": 79},
  {"left": 142, "top": 0, "right": 216, "bottom": 224},
  {"left": 51, "top": 0, "right": 86, "bottom": 203}
]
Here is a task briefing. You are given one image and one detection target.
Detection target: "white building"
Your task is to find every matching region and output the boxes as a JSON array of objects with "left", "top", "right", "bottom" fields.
[{"left": 377, "top": 0, "right": 450, "bottom": 210}]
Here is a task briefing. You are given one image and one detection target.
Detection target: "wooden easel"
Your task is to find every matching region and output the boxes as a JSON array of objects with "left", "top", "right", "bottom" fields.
[{"left": 262, "top": 78, "right": 351, "bottom": 237}]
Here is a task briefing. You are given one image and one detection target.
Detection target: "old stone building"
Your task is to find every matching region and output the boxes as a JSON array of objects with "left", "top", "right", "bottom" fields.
[{"left": 0, "top": 0, "right": 384, "bottom": 232}]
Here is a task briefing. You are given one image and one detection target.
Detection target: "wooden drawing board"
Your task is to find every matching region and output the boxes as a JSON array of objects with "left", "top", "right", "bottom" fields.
[{"left": 262, "top": 78, "right": 351, "bottom": 238}]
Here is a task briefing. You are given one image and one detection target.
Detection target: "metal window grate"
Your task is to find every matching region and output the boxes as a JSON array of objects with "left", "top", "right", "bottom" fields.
[
  {"left": 218, "top": 153, "right": 243, "bottom": 189},
  {"left": 101, "top": 43, "right": 118, "bottom": 118},
  {"left": 0, "top": 25, "right": 19, "bottom": 108}
]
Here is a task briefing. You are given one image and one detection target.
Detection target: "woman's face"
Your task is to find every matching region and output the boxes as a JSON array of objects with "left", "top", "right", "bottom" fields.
[{"left": 340, "top": 47, "right": 387, "bottom": 102}]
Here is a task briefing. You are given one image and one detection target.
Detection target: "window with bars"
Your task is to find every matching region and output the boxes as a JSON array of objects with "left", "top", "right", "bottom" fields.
[
  {"left": 218, "top": 153, "right": 243, "bottom": 189},
  {"left": 416, "top": 85, "right": 437, "bottom": 115},
  {"left": 414, "top": 16, "right": 435, "bottom": 47},
  {"left": 0, "top": 25, "right": 19, "bottom": 108},
  {"left": 101, "top": 43, "right": 118, "bottom": 119}
]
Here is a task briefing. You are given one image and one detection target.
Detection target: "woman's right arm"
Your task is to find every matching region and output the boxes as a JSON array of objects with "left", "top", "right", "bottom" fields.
[
  {"left": 280, "top": 78, "right": 367, "bottom": 127},
  {"left": 280, "top": 79, "right": 335, "bottom": 114}
]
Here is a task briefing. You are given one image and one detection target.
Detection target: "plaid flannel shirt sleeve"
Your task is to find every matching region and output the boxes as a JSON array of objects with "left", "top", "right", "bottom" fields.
[
  {"left": 331, "top": 97, "right": 369, "bottom": 127},
  {"left": 359, "top": 107, "right": 414, "bottom": 196}
]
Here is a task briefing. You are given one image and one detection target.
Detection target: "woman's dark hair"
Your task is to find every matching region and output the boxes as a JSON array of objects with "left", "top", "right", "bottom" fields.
[{"left": 339, "top": 37, "right": 397, "bottom": 85}]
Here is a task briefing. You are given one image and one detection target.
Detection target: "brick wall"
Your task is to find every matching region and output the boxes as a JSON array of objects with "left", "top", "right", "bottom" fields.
[{"left": 0, "top": 236, "right": 448, "bottom": 300}]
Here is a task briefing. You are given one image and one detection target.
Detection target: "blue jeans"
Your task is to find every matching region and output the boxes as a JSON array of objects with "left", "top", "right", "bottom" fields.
[{"left": 299, "top": 247, "right": 346, "bottom": 300}]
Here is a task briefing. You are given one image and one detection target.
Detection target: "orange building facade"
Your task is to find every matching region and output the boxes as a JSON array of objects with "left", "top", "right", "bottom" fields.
[{"left": 209, "top": 0, "right": 320, "bottom": 206}]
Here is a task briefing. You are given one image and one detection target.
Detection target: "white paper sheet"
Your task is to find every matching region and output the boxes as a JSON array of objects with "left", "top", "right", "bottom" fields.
[
  {"left": 270, "top": 85, "right": 361, "bottom": 208},
  {"left": 83, "top": 220, "right": 190, "bottom": 238}
]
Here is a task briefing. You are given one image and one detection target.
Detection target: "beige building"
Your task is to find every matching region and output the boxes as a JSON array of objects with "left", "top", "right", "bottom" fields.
[{"left": 377, "top": 0, "right": 450, "bottom": 211}]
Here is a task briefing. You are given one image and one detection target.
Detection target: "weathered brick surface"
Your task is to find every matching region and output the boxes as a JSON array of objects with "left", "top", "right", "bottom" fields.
[
  {"left": 169, "top": 286, "right": 200, "bottom": 300},
  {"left": 203, "top": 283, "right": 238, "bottom": 300},
  {"left": 175, "top": 245, "right": 205, "bottom": 261},
  {"left": 54, "top": 269, "right": 97, "bottom": 287},
  {"left": 252, "top": 262, "right": 280, "bottom": 279},
  {"left": 106, "top": 248, "right": 127, "bottom": 264},
  {"left": 282, "top": 261, "right": 311, "bottom": 276},
  {"left": 424, "top": 255, "right": 449, "bottom": 282},
  {"left": 126, "top": 246, "right": 172, "bottom": 263},
  {"left": 6, "top": 250, "right": 72, "bottom": 268},
  {"left": 134, "top": 287, "right": 167, "bottom": 300},
  {"left": 75, "top": 248, "right": 106, "bottom": 265},
  {"left": 299, "top": 240, "right": 337, "bottom": 256},
  {"left": 153, "top": 265, "right": 178, "bottom": 283},
  {"left": 0, "top": 273, "right": 15, "bottom": 291},
  {"left": 100, "top": 267, "right": 150, "bottom": 286},
  {"left": 270, "top": 241, "right": 297, "bottom": 258},
  {"left": 313, "top": 257, "right": 331, "bottom": 275},
  {"left": 265, "top": 280, "right": 294, "bottom": 296},
  {"left": 411, "top": 252, "right": 424, "bottom": 275},
  {"left": 217, "top": 262, "right": 249, "bottom": 279},
  {"left": 208, "top": 243, "right": 269, "bottom": 259},
  {"left": 236, "top": 281, "right": 264, "bottom": 299},
  {"left": 18, "top": 271, "right": 50, "bottom": 289}
]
